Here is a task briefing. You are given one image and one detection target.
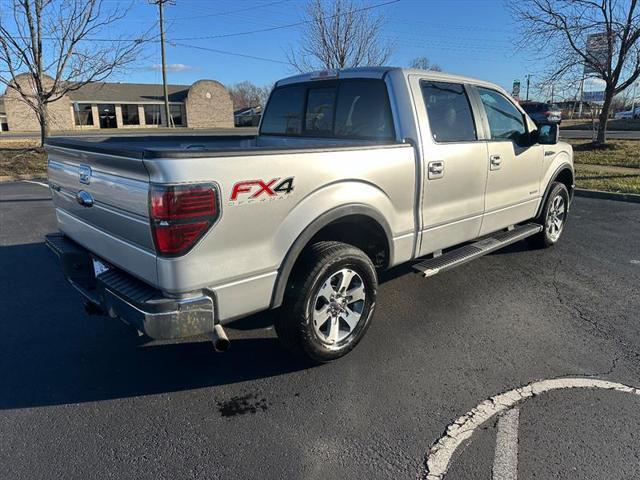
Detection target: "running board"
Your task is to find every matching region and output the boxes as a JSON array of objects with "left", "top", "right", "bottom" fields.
[{"left": 413, "top": 223, "right": 543, "bottom": 277}]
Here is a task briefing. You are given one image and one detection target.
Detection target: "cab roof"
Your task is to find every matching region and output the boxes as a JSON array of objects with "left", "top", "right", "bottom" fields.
[{"left": 275, "top": 66, "right": 508, "bottom": 95}]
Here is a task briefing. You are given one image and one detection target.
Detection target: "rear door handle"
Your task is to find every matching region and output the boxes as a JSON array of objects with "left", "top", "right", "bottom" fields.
[
  {"left": 490, "top": 154, "right": 502, "bottom": 170},
  {"left": 428, "top": 160, "right": 444, "bottom": 179}
]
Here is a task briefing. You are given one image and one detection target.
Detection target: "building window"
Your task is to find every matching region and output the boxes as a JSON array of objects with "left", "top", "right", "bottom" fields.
[
  {"left": 73, "top": 103, "right": 94, "bottom": 126},
  {"left": 121, "top": 104, "right": 139, "bottom": 125},
  {"left": 98, "top": 104, "right": 117, "bottom": 128},
  {"left": 170, "top": 104, "right": 183, "bottom": 126},
  {"left": 144, "top": 104, "right": 162, "bottom": 125}
]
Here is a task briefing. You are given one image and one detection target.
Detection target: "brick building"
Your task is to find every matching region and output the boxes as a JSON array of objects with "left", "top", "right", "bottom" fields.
[{"left": 0, "top": 73, "right": 234, "bottom": 133}]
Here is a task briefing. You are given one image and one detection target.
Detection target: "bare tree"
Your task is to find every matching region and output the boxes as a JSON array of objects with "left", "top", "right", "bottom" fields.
[
  {"left": 510, "top": 0, "right": 640, "bottom": 144},
  {"left": 409, "top": 56, "right": 442, "bottom": 72},
  {"left": 288, "top": 0, "right": 393, "bottom": 72},
  {"left": 228, "top": 81, "right": 272, "bottom": 110},
  {"left": 0, "top": 0, "right": 149, "bottom": 145}
]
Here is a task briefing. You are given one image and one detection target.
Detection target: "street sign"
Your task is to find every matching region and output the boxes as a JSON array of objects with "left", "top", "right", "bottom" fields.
[
  {"left": 512, "top": 80, "right": 521, "bottom": 98},
  {"left": 584, "top": 32, "right": 610, "bottom": 76},
  {"left": 582, "top": 90, "right": 605, "bottom": 102}
]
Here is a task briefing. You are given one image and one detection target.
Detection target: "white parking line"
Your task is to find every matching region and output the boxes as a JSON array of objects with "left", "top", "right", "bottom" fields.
[
  {"left": 493, "top": 408, "right": 520, "bottom": 480},
  {"left": 21, "top": 180, "right": 49, "bottom": 188},
  {"left": 424, "top": 378, "right": 640, "bottom": 480}
]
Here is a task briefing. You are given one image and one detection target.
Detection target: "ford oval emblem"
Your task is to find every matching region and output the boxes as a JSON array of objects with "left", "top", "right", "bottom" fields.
[{"left": 78, "top": 164, "right": 92, "bottom": 185}]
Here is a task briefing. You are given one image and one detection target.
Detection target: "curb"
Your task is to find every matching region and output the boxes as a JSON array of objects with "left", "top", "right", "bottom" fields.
[
  {"left": 575, "top": 188, "right": 640, "bottom": 203},
  {"left": 0, "top": 174, "right": 46, "bottom": 183}
]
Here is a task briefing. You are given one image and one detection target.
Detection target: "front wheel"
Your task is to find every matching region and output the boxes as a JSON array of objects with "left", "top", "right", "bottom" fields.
[
  {"left": 275, "top": 241, "right": 378, "bottom": 363},
  {"left": 528, "top": 182, "right": 569, "bottom": 248}
]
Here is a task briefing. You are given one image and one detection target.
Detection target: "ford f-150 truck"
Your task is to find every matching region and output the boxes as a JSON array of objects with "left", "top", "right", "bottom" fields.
[{"left": 45, "top": 67, "right": 574, "bottom": 363}]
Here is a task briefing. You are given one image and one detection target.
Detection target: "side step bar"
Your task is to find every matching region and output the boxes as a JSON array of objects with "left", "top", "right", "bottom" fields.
[{"left": 413, "top": 223, "right": 543, "bottom": 277}]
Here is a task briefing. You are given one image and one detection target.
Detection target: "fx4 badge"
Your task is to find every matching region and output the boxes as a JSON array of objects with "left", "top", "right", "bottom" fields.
[{"left": 229, "top": 177, "right": 295, "bottom": 205}]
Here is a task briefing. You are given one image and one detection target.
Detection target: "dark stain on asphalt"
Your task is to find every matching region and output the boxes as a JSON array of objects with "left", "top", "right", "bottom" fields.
[{"left": 217, "top": 394, "right": 269, "bottom": 417}]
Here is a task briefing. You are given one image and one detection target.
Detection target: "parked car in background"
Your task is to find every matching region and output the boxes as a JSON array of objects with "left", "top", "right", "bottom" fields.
[
  {"left": 520, "top": 101, "right": 562, "bottom": 124},
  {"left": 234, "top": 106, "right": 262, "bottom": 127},
  {"left": 45, "top": 67, "right": 574, "bottom": 363},
  {"left": 614, "top": 106, "right": 640, "bottom": 119}
]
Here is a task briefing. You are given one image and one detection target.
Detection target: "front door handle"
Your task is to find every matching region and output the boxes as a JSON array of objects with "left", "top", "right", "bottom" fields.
[
  {"left": 490, "top": 154, "right": 502, "bottom": 170},
  {"left": 428, "top": 160, "right": 444, "bottom": 179}
]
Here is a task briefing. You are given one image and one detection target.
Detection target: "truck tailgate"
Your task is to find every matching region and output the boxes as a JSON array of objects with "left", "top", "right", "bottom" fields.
[{"left": 46, "top": 143, "right": 158, "bottom": 285}]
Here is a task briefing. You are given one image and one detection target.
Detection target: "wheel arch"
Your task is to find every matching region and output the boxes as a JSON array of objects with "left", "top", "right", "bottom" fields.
[
  {"left": 270, "top": 204, "right": 393, "bottom": 309},
  {"left": 535, "top": 163, "right": 574, "bottom": 218}
]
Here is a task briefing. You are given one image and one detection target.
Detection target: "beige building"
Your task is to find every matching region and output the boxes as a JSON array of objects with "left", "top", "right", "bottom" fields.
[{"left": 0, "top": 73, "right": 234, "bottom": 133}]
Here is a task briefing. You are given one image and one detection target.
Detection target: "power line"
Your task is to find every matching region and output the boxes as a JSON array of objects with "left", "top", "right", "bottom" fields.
[
  {"left": 170, "top": 0, "right": 400, "bottom": 41},
  {"left": 168, "top": 0, "right": 292, "bottom": 22},
  {"left": 172, "top": 42, "right": 291, "bottom": 65},
  {"left": 2, "top": 0, "right": 398, "bottom": 45}
]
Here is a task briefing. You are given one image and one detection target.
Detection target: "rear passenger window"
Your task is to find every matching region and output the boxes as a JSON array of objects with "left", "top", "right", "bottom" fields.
[
  {"left": 421, "top": 81, "right": 477, "bottom": 142},
  {"left": 260, "top": 86, "right": 305, "bottom": 135},
  {"left": 305, "top": 88, "right": 336, "bottom": 134},
  {"left": 478, "top": 88, "right": 527, "bottom": 143}
]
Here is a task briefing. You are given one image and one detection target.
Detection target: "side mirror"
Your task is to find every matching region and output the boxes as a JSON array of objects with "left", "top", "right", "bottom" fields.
[{"left": 537, "top": 123, "right": 559, "bottom": 145}]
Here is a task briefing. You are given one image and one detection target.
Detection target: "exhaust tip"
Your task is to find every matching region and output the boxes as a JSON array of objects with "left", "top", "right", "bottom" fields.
[{"left": 212, "top": 324, "right": 230, "bottom": 353}]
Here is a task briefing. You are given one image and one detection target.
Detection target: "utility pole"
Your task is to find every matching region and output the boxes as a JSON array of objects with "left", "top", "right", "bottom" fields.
[
  {"left": 525, "top": 74, "right": 532, "bottom": 101},
  {"left": 577, "top": 75, "right": 585, "bottom": 118},
  {"left": 150, "top": 0, "right": 173, "bottom": 127}
]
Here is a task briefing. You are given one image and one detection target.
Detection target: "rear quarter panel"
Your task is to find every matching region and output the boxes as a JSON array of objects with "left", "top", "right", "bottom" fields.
[{"left": 144, "top": 144, "right": 417, "bottom": 320}]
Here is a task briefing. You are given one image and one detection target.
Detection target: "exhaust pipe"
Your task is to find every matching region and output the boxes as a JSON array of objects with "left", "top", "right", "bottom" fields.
[{"left": 211, "top": 323, "right": 230, "bottom": 352}]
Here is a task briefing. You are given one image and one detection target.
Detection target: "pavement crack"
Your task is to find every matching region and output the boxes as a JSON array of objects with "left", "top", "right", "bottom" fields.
[{"left": 551, "top": 260, "right": 640, "bottom": 368}]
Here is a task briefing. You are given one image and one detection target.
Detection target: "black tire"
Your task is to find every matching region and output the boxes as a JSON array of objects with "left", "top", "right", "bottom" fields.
[
  {"left": 275, "top": 241, "right": 378, "bottom": 363},
  {"left": 527, "top": 182, "right": 569, "bottom": 248}
]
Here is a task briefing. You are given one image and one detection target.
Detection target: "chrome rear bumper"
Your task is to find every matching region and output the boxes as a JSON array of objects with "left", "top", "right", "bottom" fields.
[{"left": 45, "top": 233, "right": 216, "bottom": 339}]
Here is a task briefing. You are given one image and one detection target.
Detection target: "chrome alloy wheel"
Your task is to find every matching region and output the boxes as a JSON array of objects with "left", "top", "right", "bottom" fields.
[
  {"left": 311, "top": 268, "right": 366, "bottom": 346},
  {"left": 546, "top": 194, "right": 566, "bottom": 242}
]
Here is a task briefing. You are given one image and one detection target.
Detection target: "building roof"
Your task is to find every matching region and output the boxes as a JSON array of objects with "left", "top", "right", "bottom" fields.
[
  {"left": 66, "top": 81, "right": 191, "bottom": 104},
  {"left": 234, "top": 106, "right": 262, "bottom": 116}
]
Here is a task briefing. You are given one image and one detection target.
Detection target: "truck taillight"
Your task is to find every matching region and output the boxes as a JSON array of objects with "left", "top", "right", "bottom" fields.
[{"left": 149, "top": 184, "right": 220, "bottom": 256}]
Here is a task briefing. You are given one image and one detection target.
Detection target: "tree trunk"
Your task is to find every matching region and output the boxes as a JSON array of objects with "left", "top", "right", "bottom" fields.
[
  {"left": 38, "top": 104, "right": 49, "bottom": 147},
  {"left": 595, "top": 88, "right": 615, "bottom": 145}
]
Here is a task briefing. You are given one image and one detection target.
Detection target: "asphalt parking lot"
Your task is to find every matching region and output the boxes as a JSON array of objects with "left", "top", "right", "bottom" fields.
[{"left": 1, "top": 181, "right": 639, "bottom": 479}]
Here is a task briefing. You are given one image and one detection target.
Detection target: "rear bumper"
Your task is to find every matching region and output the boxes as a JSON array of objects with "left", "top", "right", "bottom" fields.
[{"left": 45, "top": 233, "right": 216, "bottom": 340}]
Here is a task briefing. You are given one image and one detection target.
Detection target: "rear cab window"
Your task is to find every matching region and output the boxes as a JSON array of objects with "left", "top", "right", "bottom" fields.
[{"left": 260, "top": 79, "right": 395, "bottom": 141}]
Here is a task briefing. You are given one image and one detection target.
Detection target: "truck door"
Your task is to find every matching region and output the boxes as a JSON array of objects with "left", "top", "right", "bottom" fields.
[
  {"left": 411, "top": 78, "right": 489, "bottom": 256},
  {"left": 473, "top": 87, "right": 543, "bottom": 236}
]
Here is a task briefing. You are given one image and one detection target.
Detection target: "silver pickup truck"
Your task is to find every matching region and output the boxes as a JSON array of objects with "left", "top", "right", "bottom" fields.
[{"left": 45, "top": 67, "right": 574, "bottom": 363}]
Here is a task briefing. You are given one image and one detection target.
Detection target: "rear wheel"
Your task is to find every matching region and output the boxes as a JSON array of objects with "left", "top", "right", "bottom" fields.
[
  {"left": 528, "top": 182, "right": 569, "bottom": 248},
  {"left": 275, "top": 241, "right": 377, "bottom": 363}
]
